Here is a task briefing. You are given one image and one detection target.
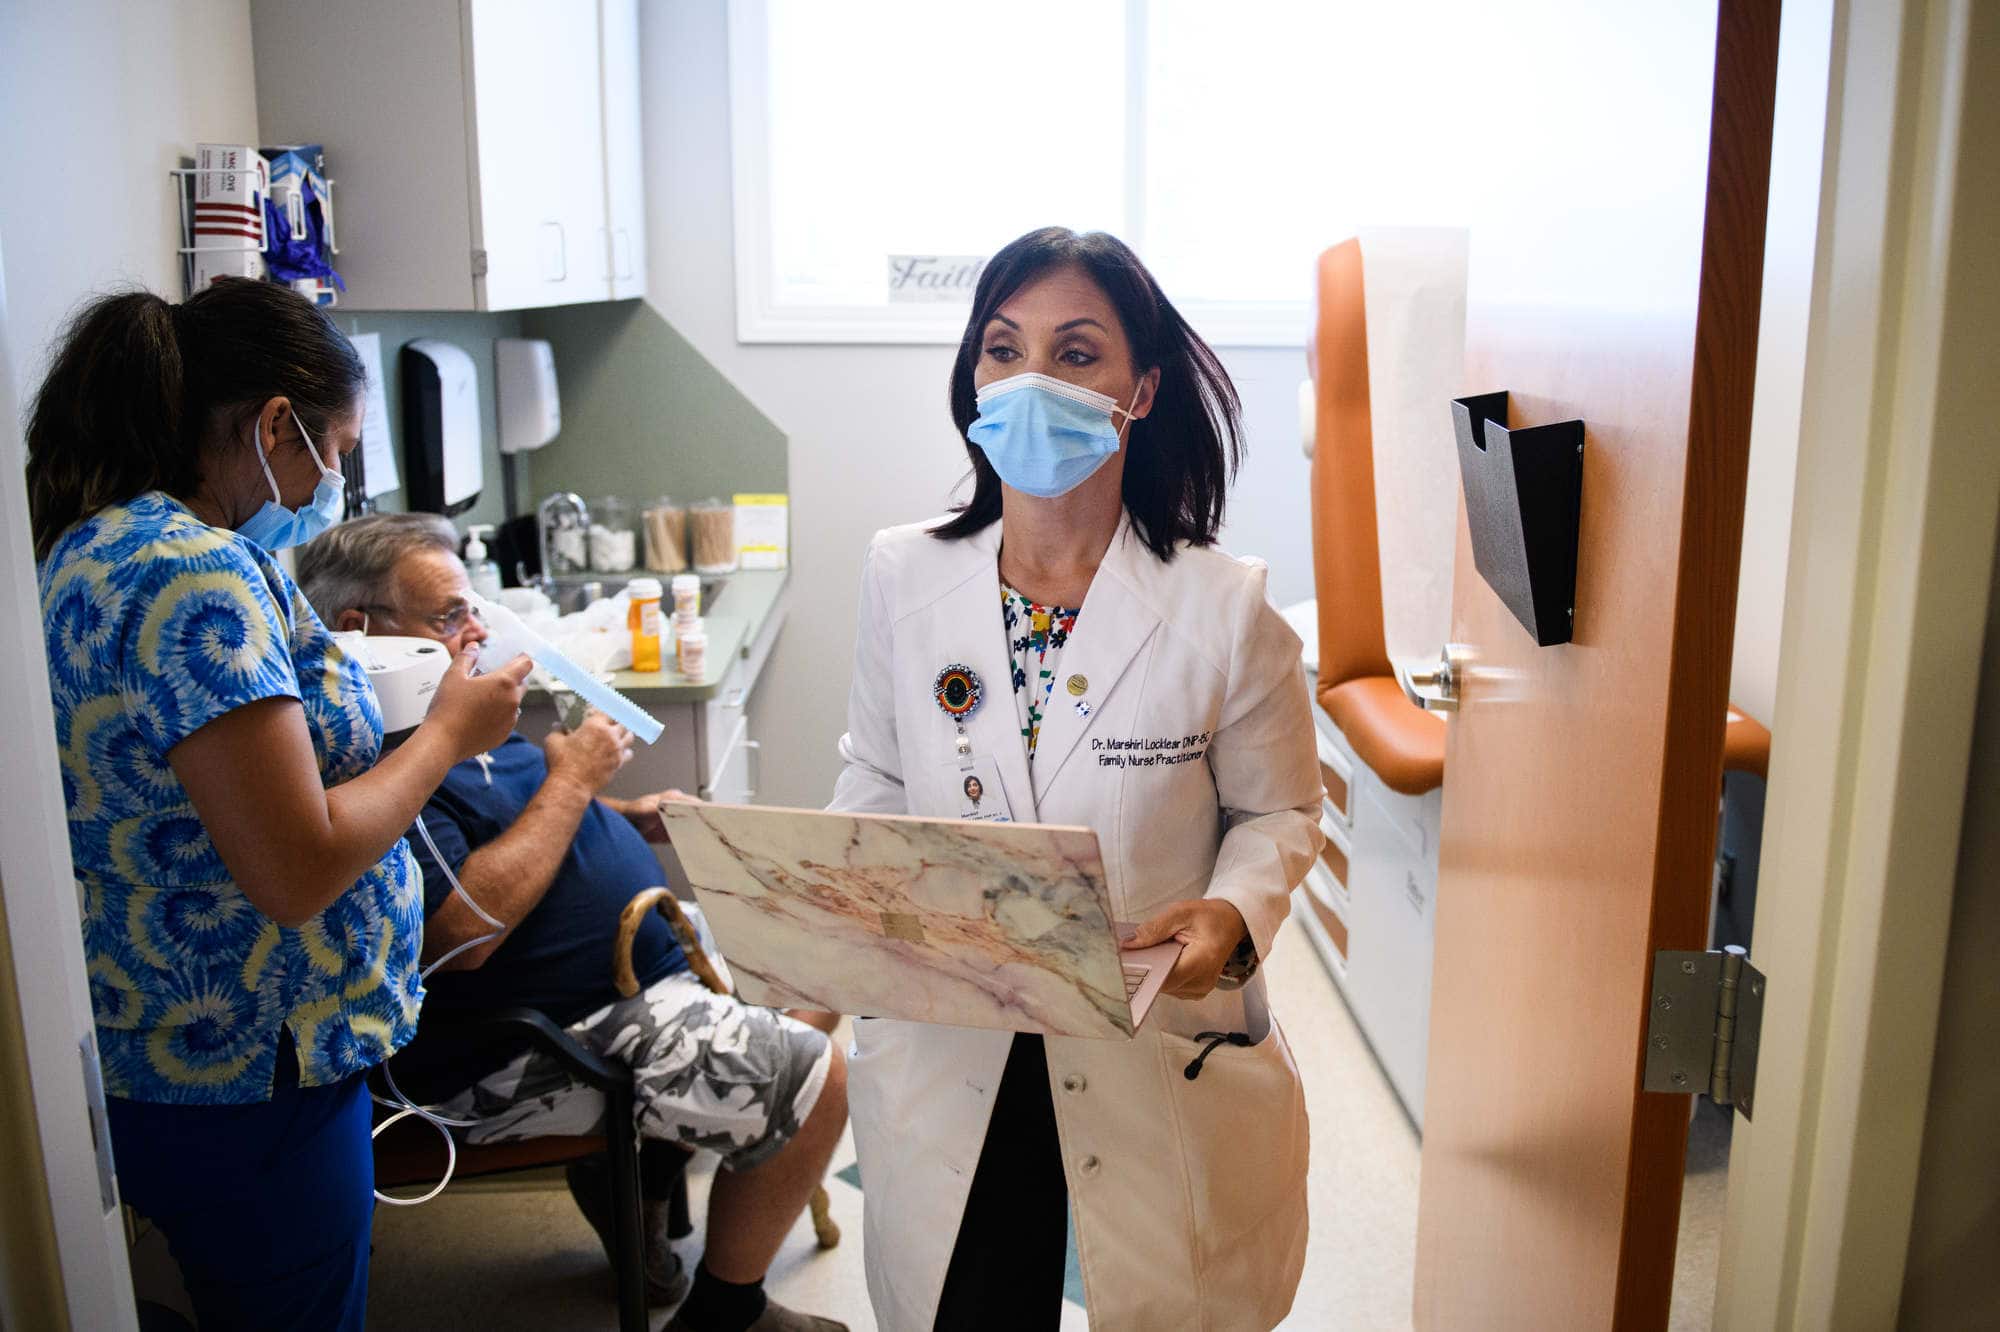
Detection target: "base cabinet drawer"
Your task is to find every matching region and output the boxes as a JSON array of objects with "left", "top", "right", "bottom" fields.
[{"left": 701, "top": 716, "right": 757, "bottom": 804}]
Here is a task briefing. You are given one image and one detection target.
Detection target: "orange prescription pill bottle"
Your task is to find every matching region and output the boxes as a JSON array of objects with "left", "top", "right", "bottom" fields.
[{"left": 627, "top": 578, "right": 664, "bottom": 672}]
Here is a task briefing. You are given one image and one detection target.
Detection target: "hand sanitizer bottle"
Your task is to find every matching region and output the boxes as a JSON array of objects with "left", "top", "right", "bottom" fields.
[{"left": 463, "top": 525, "right": 503, "bottom": 600}]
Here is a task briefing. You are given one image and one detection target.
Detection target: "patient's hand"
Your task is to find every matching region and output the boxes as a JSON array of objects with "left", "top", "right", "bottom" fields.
[
  {"left": 615, "top": 788, "right": 700, "bottom": 843},
  {"left": 543, "top": 714, "right": 632, "bottom": 798}
]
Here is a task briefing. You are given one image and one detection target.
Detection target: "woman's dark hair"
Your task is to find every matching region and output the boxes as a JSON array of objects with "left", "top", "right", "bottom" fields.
[
  {"left": 934, "top": 227, "right": 1243, "bottom": 561},
  {"left": 26, "top": 278, "right": 365, "bottom": 560}
]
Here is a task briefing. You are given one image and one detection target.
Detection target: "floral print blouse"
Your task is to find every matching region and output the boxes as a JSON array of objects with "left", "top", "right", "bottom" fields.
[{"left": 1001, "top": 582, "right": 1080, "bottom": 761}]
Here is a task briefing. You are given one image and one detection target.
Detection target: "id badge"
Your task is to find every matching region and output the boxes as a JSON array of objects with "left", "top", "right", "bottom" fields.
[{"left": 942, "top": 753, "right": 1013, "bottom": 822}]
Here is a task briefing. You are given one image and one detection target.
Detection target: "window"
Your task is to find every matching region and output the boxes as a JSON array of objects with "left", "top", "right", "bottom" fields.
[
  {"left": 731, "top": 1, "right": 1705, "bottom": 345},
  {"left": 730, "top": 1, "right": 1434, "bottom": 345}
]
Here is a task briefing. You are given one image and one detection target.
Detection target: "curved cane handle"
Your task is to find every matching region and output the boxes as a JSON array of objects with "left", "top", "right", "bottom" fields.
[
  {"left": 615, "top": 886, "right": 732, "bottom": 998},
  {"left": 614, "top": 887, "right": 675, "bottom": 998}
]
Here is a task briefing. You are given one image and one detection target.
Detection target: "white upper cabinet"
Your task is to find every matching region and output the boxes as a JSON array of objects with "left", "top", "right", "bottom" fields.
[
  {"left": 600, "top": 0, "right": 647, "bottom": 301},
  {"left": 251, "top": 0, "right": 646, "bottom": 311}
]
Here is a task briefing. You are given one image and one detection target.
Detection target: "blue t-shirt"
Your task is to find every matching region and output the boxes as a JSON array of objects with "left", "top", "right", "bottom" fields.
[
  {"left": 399, "top": 734, "right": 684, "bottom": 1089},
  {"left": 40, "top": 492, "right": 424, "bottom": 1104}
]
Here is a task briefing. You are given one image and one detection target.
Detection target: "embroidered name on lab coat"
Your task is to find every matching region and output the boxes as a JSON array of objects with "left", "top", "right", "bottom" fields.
[{"left": 1092, "top": 732, "right": 1210, "bottom": 768}]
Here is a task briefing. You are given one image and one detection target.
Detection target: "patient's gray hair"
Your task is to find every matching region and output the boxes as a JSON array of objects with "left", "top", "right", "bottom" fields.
[{"left": 296, "top": 512, "right": 461, "bottom": 626}]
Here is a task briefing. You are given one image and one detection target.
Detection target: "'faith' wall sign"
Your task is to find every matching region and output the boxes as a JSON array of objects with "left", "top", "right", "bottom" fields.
[{"left": 887, "top": 255, "right": 986, "bottom": 303}]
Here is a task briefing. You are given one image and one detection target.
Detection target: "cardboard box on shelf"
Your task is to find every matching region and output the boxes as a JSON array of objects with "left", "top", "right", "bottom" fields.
[
  {"left": 733, "top": 493, "right": 789, "bottom": 570},
  {"left": 261, "top": 144, "right": 340, "bottom": 306},
  {"left": 190, "top": 143, "right": 266, "bottom": 289}
]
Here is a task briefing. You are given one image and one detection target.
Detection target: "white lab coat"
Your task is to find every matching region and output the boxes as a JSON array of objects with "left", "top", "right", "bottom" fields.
[{"left": 829, "top": 514, "right": 1324, "bottom": 1332}]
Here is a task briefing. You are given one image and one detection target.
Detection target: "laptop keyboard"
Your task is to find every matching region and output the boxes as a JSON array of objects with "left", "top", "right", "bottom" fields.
[{"left": 1122, "top": 963, "right": 1148, "bottom": 999}]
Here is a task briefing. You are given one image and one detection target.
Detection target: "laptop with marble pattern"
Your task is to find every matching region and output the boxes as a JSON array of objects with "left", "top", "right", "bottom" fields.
[{"left": 658, "top": 801, "right": 1182, "bottom": 1039}]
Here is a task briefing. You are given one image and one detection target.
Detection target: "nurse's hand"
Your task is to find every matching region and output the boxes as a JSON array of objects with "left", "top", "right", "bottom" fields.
[
  {"left": 427, "top": 647, "right": 533, "bottom": 760},
  {"left": 1122, "top": 899, "right": 1250, "bottom": 1000}
]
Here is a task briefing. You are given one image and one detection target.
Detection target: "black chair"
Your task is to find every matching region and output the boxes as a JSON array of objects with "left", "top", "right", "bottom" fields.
[{"left": 372, "top": 1007, "right": 690, "bottom": 1332}]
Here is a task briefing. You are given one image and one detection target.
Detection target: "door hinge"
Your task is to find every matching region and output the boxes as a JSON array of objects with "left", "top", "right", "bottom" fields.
[
  {"left": 471, "top": 248, "right": 489, "bottom": 278},
  {"left": 79, "top": 1032, "right": 118, "bottom": 1213},
  {"left": 1643, "top": 944, "right": 1766, "bottom": 1119}
]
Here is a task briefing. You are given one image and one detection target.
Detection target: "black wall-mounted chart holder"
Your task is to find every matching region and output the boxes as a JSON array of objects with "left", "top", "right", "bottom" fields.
[{"left": 1452, "top": 392, "right": 1584, "bottom": 647}]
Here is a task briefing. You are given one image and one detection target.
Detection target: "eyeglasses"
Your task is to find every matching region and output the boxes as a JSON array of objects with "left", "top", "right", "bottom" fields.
[{"left": 363, "top": 601, "right": 481, "bottom": 637}]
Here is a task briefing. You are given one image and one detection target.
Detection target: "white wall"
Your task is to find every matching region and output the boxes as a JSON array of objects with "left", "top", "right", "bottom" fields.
[
  {"left": 640, "top": 2, "right": 1315, "bottom": 809},
  {"left": 0, "top": 2, "right": 260, "bottom": 1324},
  {"left": 1730, "top": 0, "right": 1832, "bottom": 729},
  {"left": 0, "top": 0, "right": 261, "bottom": 386}
]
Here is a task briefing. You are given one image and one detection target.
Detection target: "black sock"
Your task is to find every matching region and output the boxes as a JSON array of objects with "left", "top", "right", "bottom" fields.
[{"left": 676, "top": 1261, "right": 768, "bottom": 1332}]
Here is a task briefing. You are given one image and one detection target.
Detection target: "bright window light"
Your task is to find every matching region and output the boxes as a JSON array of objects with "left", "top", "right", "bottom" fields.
[{"left": 729, "top": 0, "right": 1717, "bottom": 344}]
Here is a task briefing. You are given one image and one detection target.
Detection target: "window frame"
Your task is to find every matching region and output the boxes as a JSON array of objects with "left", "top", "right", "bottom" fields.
[{"left": 726, "top": 0, "right": 1312, "bottom": 347}]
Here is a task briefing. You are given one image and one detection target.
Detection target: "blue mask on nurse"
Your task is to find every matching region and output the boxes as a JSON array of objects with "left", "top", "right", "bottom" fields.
[
  {"left": 967, "top": 372, "right": 1143, "bottom": 499},
  {"left": 237, "top": 409, "right": 346, "bottom": 551}
]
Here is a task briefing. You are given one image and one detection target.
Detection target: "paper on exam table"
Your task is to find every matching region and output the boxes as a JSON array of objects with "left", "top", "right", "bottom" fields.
[
  {"left": 351, "top": 333, "right": 400, "bottom": 498},
  {"left": 1356, "top": 227, "right": 1468, "bottom": 668}
]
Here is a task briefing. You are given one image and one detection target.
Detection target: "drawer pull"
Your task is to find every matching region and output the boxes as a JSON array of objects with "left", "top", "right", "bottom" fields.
[
  {"left": 1304, "top": 887, "right": 1348, "bottom": 958},
  {"left": 1319, "top": 759, "right": 1350, "bottom": 818},
  {"left": 1319, "top": 837, "right": 1349, "bottom": 887}
]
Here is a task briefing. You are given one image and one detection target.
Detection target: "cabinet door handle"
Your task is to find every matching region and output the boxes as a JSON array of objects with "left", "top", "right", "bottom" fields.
[
  {"left": 743, "top": 739, "right": 761, "bottom": 801},
  {"left": 539, "top": 221, "right": 567, "bottom": 282}
]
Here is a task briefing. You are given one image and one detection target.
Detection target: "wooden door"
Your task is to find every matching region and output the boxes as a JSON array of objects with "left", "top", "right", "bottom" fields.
[{"left": 1413, "top": 3, "right": 1780, "bottom": 1327}]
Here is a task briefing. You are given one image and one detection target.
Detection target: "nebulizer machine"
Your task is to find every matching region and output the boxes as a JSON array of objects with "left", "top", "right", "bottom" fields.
[{"left": 335, "top": 607, "right": 663, "bottom": 1205}]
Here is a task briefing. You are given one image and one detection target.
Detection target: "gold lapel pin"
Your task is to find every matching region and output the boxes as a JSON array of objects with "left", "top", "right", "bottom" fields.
[{"left": 1066, "top": 674, "right": 1089, "bottom": 697}]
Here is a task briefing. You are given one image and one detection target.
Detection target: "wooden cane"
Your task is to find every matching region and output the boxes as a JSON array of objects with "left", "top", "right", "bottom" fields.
[{"left": 613, "top": 885, "right": 842, "bottom": 1250}]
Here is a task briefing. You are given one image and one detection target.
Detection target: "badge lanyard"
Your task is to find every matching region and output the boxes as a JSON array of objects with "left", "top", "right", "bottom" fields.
[
  {"left": 933, "top": 663, "right": 983, "bottom": 772},
  {"left": 935, "top": 663, "right": 1015, "bottom": 822}
]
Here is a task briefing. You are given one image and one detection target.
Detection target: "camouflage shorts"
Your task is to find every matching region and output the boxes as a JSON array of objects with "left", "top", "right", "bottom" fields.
[{"left": 436, "top": 970, "right": 832, "bottom": 1170}]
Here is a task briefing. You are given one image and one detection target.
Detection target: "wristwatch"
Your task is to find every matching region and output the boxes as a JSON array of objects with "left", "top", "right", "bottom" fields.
[{"left": 1215, "top": 932, "right": 1259, "bottom": 991}]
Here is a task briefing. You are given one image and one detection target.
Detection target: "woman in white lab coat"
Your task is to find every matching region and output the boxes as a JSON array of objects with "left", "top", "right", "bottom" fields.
[{"left": 829, "top": 228, "right": 1324, "bottom": 1331}]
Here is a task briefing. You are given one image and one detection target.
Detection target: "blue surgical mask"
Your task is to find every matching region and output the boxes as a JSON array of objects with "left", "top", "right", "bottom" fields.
[
  {"left": 238, "top": 410, "right": 345, "bottom": 551},
  {"left": 967, "top": 373, "right": 1142, "bottom": 499}
]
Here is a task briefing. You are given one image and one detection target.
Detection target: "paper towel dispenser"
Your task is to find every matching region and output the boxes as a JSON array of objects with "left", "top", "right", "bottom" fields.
[
  {"left": 401, "top": 339, "right": 482, "bottom": 515},
  {"left": 495, "top": 338, "right": 560, "bottom": 453}
]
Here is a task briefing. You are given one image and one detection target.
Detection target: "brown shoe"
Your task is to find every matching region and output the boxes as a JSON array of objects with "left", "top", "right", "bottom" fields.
[{"left": 663, "top": 1297, "right": 849, "bottom": 1332}]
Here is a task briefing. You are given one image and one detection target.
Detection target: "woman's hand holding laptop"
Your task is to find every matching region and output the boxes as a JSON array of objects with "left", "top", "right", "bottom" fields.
[{"left": 1121, "top": 898, "right": 1252, "bottom": 1000}]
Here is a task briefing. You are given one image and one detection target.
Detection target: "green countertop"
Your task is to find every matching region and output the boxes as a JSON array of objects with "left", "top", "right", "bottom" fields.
[{"left": 607, "top": 567, "right": 789, "bottom": 700}]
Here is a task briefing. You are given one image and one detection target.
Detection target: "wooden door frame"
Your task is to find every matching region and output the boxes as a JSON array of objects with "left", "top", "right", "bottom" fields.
[
  {"left": 0, "top": 236, "right": 139, "bottom": 1329},
  {"left": 1715, "top": 0, "right": 2000, "bottom": 1325}
]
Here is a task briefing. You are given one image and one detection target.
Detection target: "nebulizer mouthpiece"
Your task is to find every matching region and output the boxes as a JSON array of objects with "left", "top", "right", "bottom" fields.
[{"left": 468, "top": 593, "right": 665, "bottom": 744}]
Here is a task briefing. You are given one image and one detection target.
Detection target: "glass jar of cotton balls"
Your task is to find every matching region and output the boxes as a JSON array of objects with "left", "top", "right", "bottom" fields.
[{"left": 589, "top": 495, "right": 638, "bottom": 573}]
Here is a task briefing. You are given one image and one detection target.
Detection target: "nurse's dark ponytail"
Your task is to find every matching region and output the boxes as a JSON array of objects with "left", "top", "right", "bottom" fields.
[{"left": 26, "top": 278, "right": 364, "bottom": 561}]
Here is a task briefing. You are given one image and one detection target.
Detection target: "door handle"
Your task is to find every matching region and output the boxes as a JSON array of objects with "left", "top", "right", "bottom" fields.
[
  {"left": 539, "top": 221, "right": 567, "bottom": 282},
  {"left": 1396, "top": 645, "right": 1466, "bottom": 713}
]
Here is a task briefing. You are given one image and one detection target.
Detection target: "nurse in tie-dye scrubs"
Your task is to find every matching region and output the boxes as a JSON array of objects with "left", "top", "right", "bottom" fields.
[{"left": 27, "top": 279, "right": 530, "bottom": 1331}]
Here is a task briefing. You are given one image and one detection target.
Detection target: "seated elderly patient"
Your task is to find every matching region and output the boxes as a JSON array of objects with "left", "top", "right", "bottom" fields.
[{"left": 298, "top": 514, "right": 846, "bottom": 1332}]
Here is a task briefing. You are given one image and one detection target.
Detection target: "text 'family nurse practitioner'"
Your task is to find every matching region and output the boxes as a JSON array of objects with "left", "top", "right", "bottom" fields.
[
  {"left": 826, "top": 228, "right": 1326, "bottom": 1331},
  {"left": 29, "top": 279, "right": 529, "bottom": 1331}
]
